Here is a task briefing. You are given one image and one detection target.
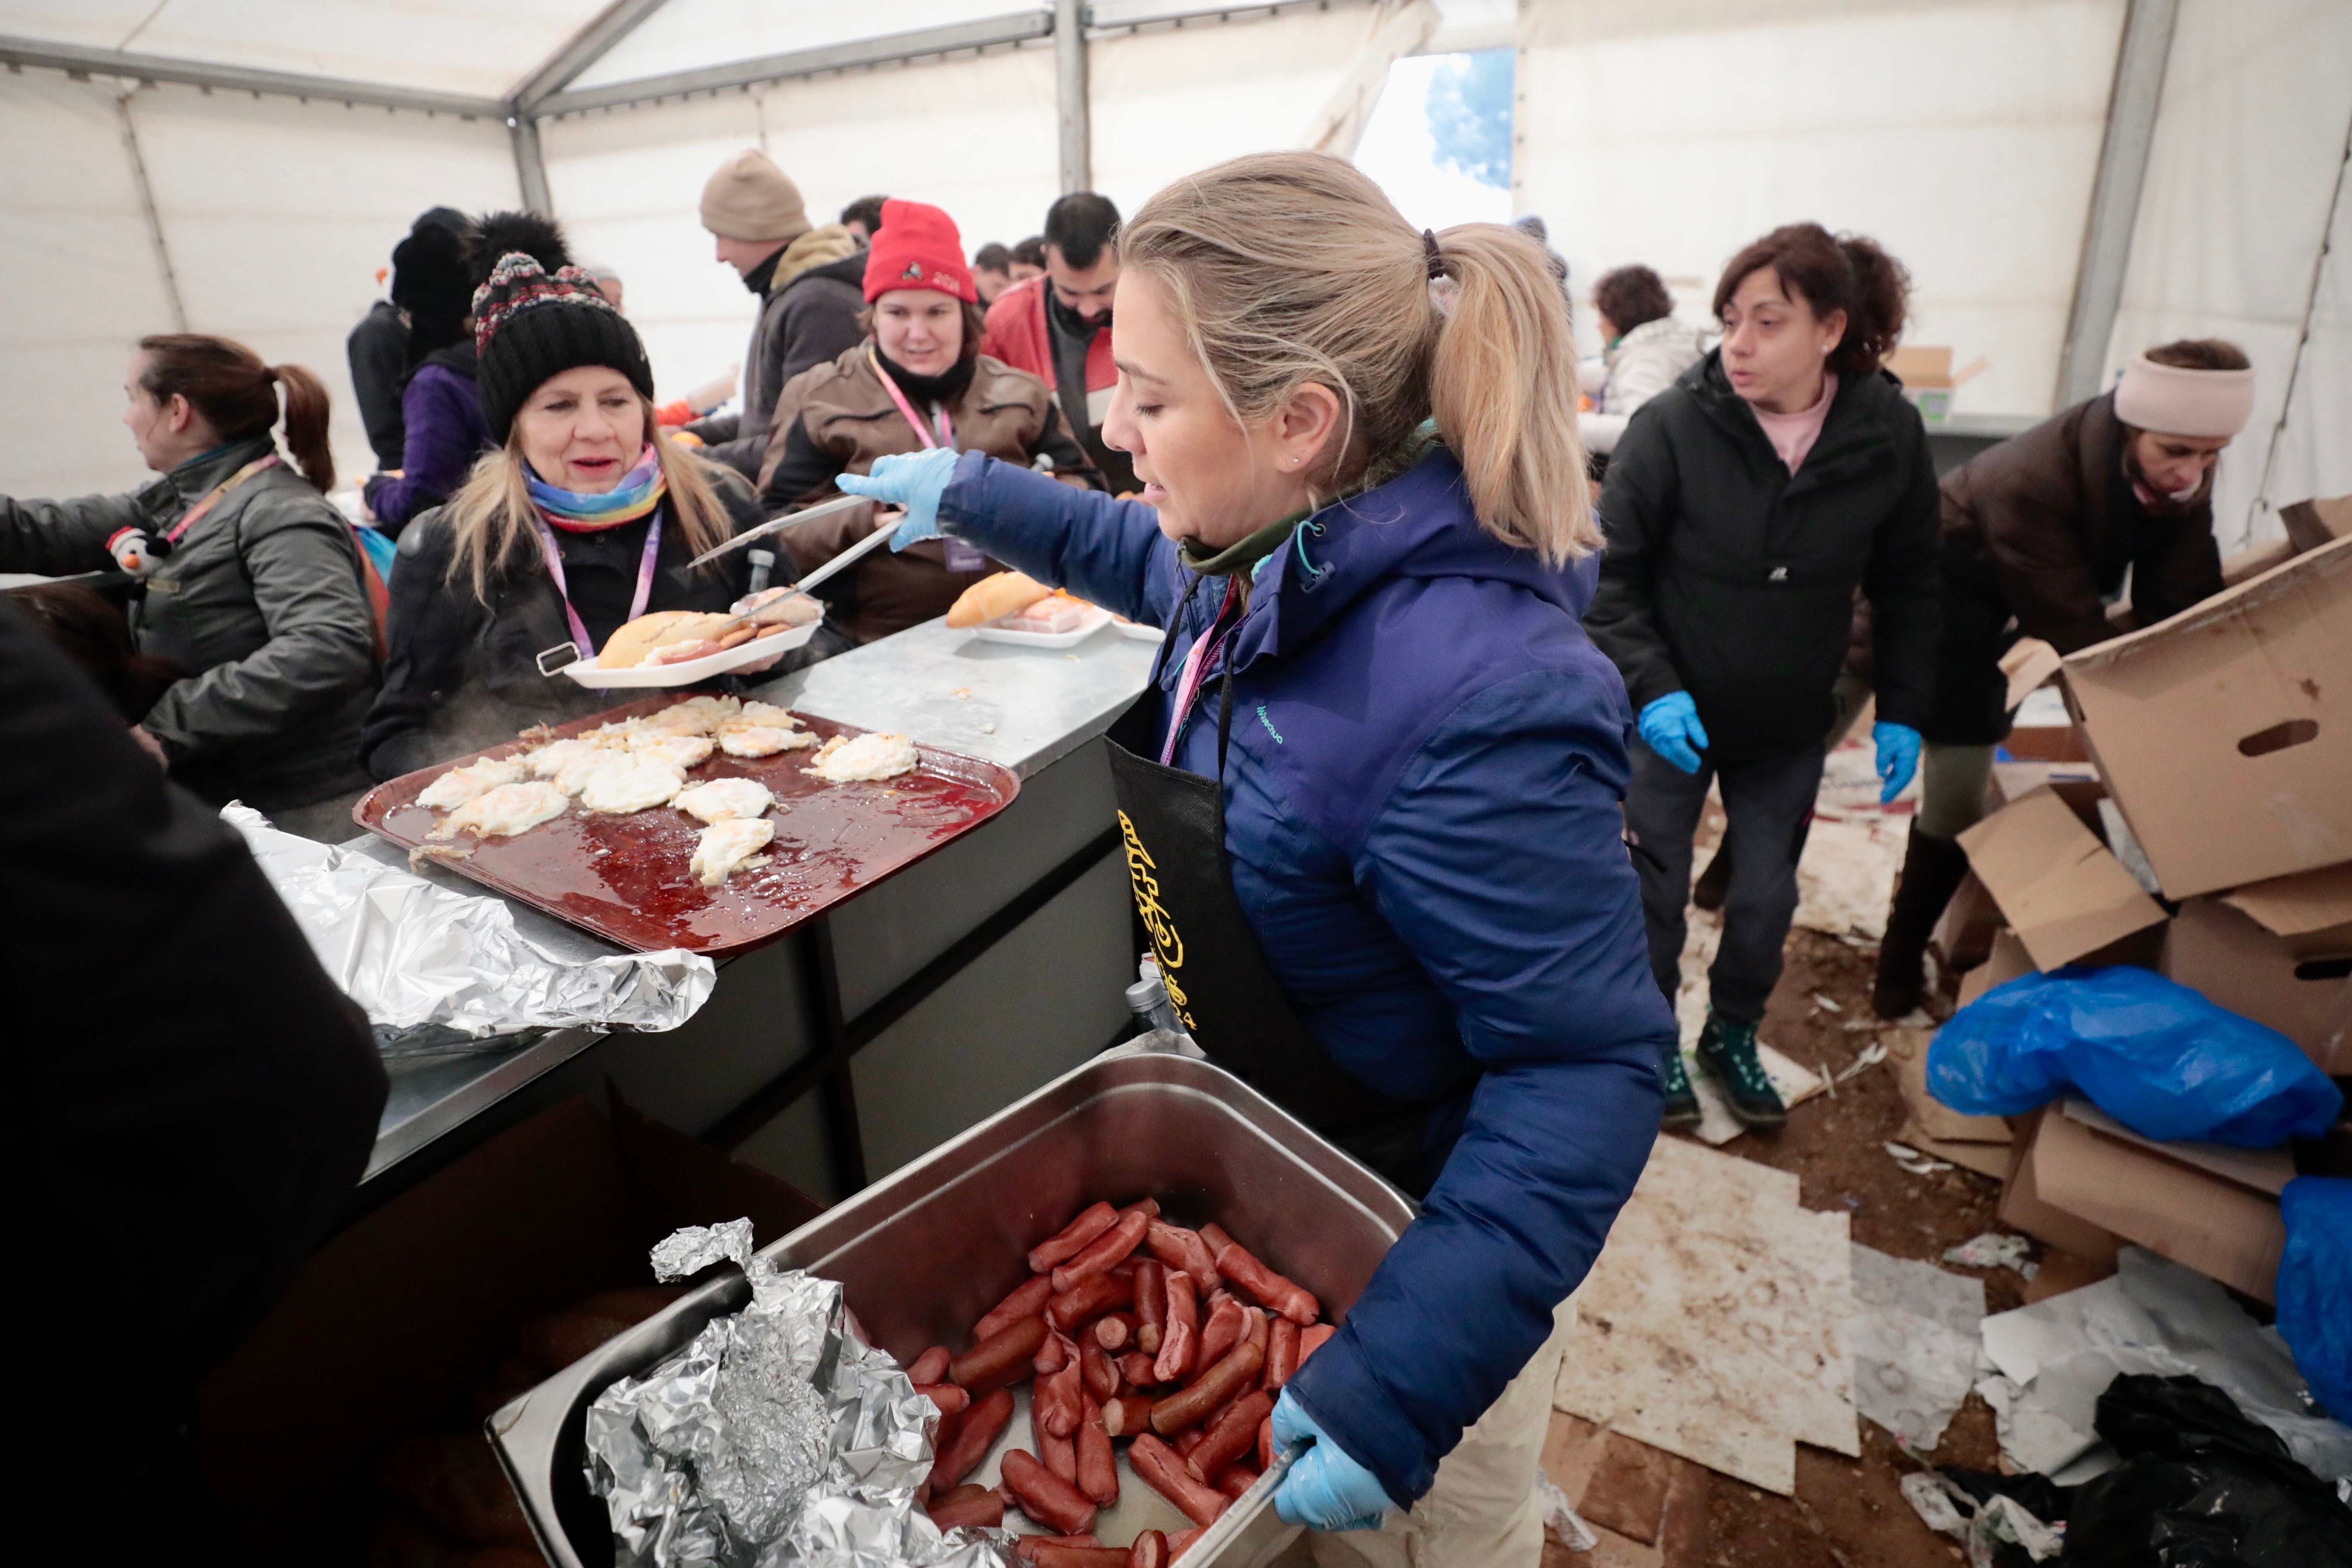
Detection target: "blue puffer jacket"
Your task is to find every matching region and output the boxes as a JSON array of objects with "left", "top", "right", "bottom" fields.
[{"left": 939, "top": 445, "right": 1672, "bottom": 1509}]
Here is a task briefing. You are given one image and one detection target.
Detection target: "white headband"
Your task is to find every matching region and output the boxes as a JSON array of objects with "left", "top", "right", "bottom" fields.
[{"left": 2113, "top": 351, "right": 2255, "bottom": 439}]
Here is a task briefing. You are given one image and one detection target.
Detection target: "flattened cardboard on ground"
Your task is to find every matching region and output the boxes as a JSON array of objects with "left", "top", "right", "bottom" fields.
[
  {"left": 1895, "top": 1031, "right": 2011, "bottom": 1144},
  {"left": 1998, "top": 1106, "right": 2120, "bottom": 1267},
  {"left": 1959, "top": 928, "right": 2034, "bottom": 1006},
  {"left": 2063, "top": 533, "right": 2352, "bottom": 898},
  {"left": 1958, "top": 787, "right": 2168, "bottom": 971},
  {"left": 2026, "top": 1101, "right": 2286, "bottom": 1303},
  {"left": 2162, "top": 895, "right": 2352, "bottom": 1075},
  {"left": 1900, "top": 1119, "right": 2015, "bottom": 1178}
]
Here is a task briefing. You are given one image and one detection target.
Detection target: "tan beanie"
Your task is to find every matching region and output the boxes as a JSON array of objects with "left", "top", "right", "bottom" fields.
[{"left": 700, "top": 149, "right": 811, "bottom": 243}]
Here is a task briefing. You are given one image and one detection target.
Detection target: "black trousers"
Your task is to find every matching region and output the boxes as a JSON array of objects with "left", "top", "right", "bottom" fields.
[{"left": 1624, "top": 739, "right": 1824, "bottom": 1023}]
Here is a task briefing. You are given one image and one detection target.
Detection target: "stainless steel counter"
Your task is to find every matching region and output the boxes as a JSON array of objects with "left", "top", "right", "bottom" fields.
[{"left": 355, "top": 615, "right": 1156, "bottom": 1199}]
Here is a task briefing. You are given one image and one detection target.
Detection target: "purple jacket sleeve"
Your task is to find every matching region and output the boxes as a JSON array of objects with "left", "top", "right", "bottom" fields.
[{"left": 365, "top": 367, "right": 486, "bottom": 534}]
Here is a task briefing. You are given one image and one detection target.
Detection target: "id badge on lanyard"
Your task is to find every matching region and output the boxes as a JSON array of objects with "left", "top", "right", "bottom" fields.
[
  {"left": 535, "top": 511, "right": 664, "bottom": 661},
  {"left": 872, "top": 350, "right": 985, "bottom": 571}
]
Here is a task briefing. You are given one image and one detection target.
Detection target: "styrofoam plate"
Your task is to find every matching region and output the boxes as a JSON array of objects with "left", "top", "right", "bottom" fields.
[
  {"left": 559, "top": 621, "right": 819, "bottom": 687},
  {"left": 971, "top": 604, "right": 1114, "bottom": 648},
  {"left": 1115, "top": 617, "right": 1164, "bottom": 642}
]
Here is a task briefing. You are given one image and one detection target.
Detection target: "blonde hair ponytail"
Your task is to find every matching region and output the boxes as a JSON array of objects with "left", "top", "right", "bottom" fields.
[{"left": 1124, "top": 151, "right": 1595, "bottom": 564}]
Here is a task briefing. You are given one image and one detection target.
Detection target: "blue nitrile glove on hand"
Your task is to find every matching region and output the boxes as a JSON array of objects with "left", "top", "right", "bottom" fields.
[
  {"left": 1873, "top": 720, "right": 1922, "bottom": 803},
  {"left": 1272, "top": 1389, "right": 1390, "bottom": 1533},
  {"left": 1637, "top": 692, "right": 1710, "bottom": 775},
  {"left": 835, "top": 446, "right": 958, "bottom": 550}
]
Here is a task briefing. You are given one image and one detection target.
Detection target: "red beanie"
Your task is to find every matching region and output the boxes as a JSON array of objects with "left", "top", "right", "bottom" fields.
[{"left": 862, "top": 198, "right": 977, "bottom": 305}]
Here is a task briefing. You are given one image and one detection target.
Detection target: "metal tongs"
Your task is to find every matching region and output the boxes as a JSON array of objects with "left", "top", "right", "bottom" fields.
[{"left": 683, "top": 491, "right": 871, "bottom": 569}]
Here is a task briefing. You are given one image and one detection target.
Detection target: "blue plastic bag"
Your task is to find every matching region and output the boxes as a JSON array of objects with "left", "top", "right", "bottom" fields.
[
  {"left": 2276, "top": 1176, "right": 2352, "bottom": 1421},
  {"left": 1925, "top": 965, "right": 2342, "bottom": 1147}
]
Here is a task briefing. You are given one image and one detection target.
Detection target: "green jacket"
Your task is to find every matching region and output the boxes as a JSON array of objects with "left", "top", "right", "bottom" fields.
[{"left": 0, "top": 437, "right": 378, "bottom": 808}]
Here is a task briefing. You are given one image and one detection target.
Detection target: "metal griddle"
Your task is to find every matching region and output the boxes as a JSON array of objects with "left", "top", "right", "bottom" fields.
[{"left": 353, "top": 695, "right": 1020, "bottom": 956}]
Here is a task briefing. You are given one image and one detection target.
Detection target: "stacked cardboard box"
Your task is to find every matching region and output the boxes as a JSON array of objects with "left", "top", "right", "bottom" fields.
[{"left": 1938, "top": 527, "right": 2352, "bottom": 1303}]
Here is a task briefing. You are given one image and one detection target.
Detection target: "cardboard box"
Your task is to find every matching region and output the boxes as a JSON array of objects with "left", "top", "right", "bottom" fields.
[
  {"left": 1958, "top": 927, "right": 2034, "bottom": 1006},
  {"left": 2062, "top": 534, "right": 2352, "bottom": 898},
  {"left": 2028, "top": 1096, "right": 2290, "bottom": 1302},
  {"left": 1999, "top": 637, "right": 2063, "bottom": 712},
  {"left": 1998, "top": 720, "right": 2092, "bottom": 764},
  {"left": 2222, "top": 537, "right": 2298, "bottom": 586},
  {"left": 2280, "top": 492, "right": 2352, "bottom": 552},
  {"left": 1990, "top": 761, "right": 2101, "bottom": 822},
  {"left": 1929, "top": 870, "right": 2001, "bottom": 976},
  {"left": 197, "top": 1096, "right": 824, "bottom": 1558},
  {"left": 1886, "top": 345, "right": 1987, "bottom": 425},
  {"left": 1997, "top": 1106, "right": 2120, "bottom": 1266},
  {"left": 2164, "top": 887, "right": 2352, "bottom": 1075},
  {"left": 1957, "top": 787, "right": 2168, "bottom": 971}
]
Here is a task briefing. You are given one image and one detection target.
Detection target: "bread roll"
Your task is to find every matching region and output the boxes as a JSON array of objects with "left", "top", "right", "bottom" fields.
[
  {"left": 946, "top": 571, "right": 1051, "bottom": 629},
  {"left": 597, "top": 610, "right": 737, "bottom": 668}
]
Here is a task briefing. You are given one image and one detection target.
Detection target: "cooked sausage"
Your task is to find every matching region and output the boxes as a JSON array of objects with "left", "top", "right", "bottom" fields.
[
  {"left": 1133, "top": 1261, "right": 1166, "bottom": 1355},
  {"left": 1166, "top": 1524, "right": 1207, "bottom": 1562},
  {"left": 1047, "top": 1271, "right": 1136, "bottom": 1333},
  {"left": 1100, "top": 1392, "right": 1157, "bottom": 1437},
  {"left": 1036, "top": 1328, "right": 1073, "bottom": 1375},
  {"left": 1257, "top": 1413, "right": 1273, "bottom": 1472},
  {"left": 1263, "top": 1318, "right": 1300, "bottom": 1391},
  {"left": 1196, "top": 1295, "right": 1248, "bottom": 1370},
  {"left": 1217, "top": 1464, "right": 1260, "bottom": 1498},
  {"left": 1082, "top": 1342, "right": 1121, "bottom": 1401},
  {"left": 1210, "top": 1242, "right": 1318, "bottom": 1325},
  {"left": 1185, "top": 1390, "right": 1273, "bottom": 1482},
  {"left": 1042, "top": 1423, "right": 1078, "bottom": 1484},
  {"left": 927, "top": 1482, "right": 1003, "bottom": 1530},
  {"left": 1093, "top": 1312, "right": 1137, "bottom": 1352},
  {"left": 1000, "top": 1447, "right": 1098, "bottom": 1536},
  {"left": 1153, "top": 1270, "right": 1199, "bottom": 1384},
  {"left": 1120, "top": 1197, "right": 1162, "bottom": 1221},
  {"left": 951, "top": 1315, "right": 1049, "bottom": 1395},
  {"left": 927, "top": 1386, "right": 1014, "bottom": 1491},
  {"left": 1198, "top": 1222, "right": 1236, "bottom": 1259},
  {"left": 1127, "top": 1433, "right": 1232, "bottom": 1527},
  {"left": 1142, "top": 1222, "right": 1219, "bottom": 1288},
  {"left": 1013, "top": 1536, "right": 1104, "bottom": 1564},
  {"left": 1050, "top": 1210, "right": 1152, "bottom": 1295},
  {"left": 1150, "top": 1341, "right": 1265, "bottom": 1436},
  {"left": 1117, "top": 1352, "right": 1161, "bottom": 1390},
  {"left": 908, "top": 1345, "right": 952, "bottom": 1386},
  {"left": 1243, "top": 1305, "right": 1270, "bottom": 1357},
  {"left": 1298, "top": 1324, "right": 1335, "bottom": 1361},
  {"left": 1022, "top": 1547, "right": 1129, "bottom": 1568},
  {"left": 1077, "top": 1406, "right": 1119, "bottom": 1506},
  {"left": 915, "top": 1382, "right": 970, "bottom": 1417},
  {"left": 1036, "top": 1341, "right": 1085, "bottom": 1439},
  {"left": 974, "top": 1277, "right": 1057, "bottom": 1343},
  {"left": 1029, "top": 1201, "right": 1120, "bottom": 1273},
  {"left": 1128, "top": 1529, "right": 1169, "bottom": 1568}
]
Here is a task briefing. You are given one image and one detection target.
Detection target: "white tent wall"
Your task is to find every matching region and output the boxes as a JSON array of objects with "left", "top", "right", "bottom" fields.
[
  {"left": 566, "top": 0, "right": 1042, "bottom": 90},
  {"left": 538, "top": 44, "right": 1061, "bottom": 411},
  {"left": 2097, "top": 0, "right": 2352, "bottom": 553},
  {"left": 1513, "top": 0, "right": 2126, "bottom": 420},
  {"left": 1090, "top": 7, "right": 1384, "bottom": 213},
  {"left": 0, "top": 72, "right": 183, "bottom": 500},
  {"left": 127, "top": 86, "right": 519, "bottom": 493}
]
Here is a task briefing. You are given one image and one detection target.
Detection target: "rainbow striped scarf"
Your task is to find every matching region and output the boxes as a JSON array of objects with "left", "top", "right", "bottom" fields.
[{"left": 527, "top": 444, "right": 667, "bottom": 532}]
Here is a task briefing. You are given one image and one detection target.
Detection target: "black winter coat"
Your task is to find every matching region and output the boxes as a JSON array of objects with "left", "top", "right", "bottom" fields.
[
  {"left": 1586, "top": 353, "right": 1941, "bottom": 764},
  {"left": 360, "top": 468, "right": 765, "bottom": 779}
]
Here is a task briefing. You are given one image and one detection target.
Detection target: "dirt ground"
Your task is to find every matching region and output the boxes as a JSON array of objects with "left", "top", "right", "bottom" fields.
[{"left": 1542, "top": 922, "right": 2032, "bottom": 1568}]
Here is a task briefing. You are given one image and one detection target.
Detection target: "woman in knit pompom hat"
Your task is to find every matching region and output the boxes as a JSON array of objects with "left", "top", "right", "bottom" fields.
[{"left": 359, "top": 253, "right": 770, "bottom": 779}]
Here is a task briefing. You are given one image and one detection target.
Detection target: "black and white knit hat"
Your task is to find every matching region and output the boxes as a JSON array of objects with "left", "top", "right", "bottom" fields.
[{"left": 471, "top": 252, "right": 654, "bottom": 442}]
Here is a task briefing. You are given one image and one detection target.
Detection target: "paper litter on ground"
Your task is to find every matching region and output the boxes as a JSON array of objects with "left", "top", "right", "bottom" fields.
[
  {"left": 1793, "top": 730, "right": 1913, "bottom": 943},
  {"left": 1849, "top": 1244, "right": 1985, "bottom": 1453},
  {"left": 1556, "top": 1134, "right": 1858, "bottom": 1494},
  {"left": 1945, "top": 1233, "right": 2035, "bottom": 1274},
  {"left": 1974, "top": 1246, "right": 2352, "bottom": 1484}
]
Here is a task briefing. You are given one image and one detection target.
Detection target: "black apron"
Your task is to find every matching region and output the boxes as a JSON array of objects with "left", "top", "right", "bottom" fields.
[{"left": 1104, "top": 622, "right": 1447, "bottom": 1198}]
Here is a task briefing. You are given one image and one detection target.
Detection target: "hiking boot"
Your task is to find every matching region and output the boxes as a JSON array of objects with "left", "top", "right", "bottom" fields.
[
  {"left": 1874, "top": 826, "right": 1973, "bottom": 1018},
  {"left": 1697, "top": 1011, "right": 1785, "bottom": 1129},
  {"left": 1660, "top": 1045, "right": 1702, "bottom": 1130}
]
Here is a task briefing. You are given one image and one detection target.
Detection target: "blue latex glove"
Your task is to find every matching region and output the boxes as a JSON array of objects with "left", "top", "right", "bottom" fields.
[
  {"left": 834, "top": 446, "right": 958, "bottom": 550},
  {"left": 1271, "top": 1389, "right": 1390, "bottom": 1533},
  {"left": 1636, "top": 692, "right": 1709, "bottom": 775},
  {"left": 1873, "top": 720, "right": 1922, "bottom": 803}
]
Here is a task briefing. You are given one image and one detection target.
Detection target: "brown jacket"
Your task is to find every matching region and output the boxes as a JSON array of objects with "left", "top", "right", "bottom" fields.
[
  {"left": 1927, "top": 391, "right": 2223, "bottom": 741},
  {"left": 757, "top": 346, "right": 1097, "bottom": 643}
]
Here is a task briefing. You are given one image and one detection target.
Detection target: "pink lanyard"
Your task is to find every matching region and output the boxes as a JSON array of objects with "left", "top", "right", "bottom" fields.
[
  {"left": 165, "top": 455, "right": 279, "bottom": 544},
  {"left": 871, "top": 348, "right": 956, "bottom": 450},
  {"left": 535, "top": 509, "right": 664, "bottom": 660},
  {"left": 1161, "top": 579, "right": 1241, "bottom": 766}
]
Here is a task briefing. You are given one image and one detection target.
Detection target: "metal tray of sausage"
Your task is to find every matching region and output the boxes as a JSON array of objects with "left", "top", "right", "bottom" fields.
[
  {"left": 488, "top": 1045, "right": 1416, "bottom": 1567},
  {"left": 353, "top": 694, "right": 1020, "bottom": 957}
]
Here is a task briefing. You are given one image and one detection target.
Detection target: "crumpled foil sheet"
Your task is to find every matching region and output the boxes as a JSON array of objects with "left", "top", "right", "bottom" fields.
[
  {"left": 223, "top": 804, "right": 715, "bottom": 1055},
  {"left": 586, "top": 1220, "right": 1010, "bottom": 1568}
]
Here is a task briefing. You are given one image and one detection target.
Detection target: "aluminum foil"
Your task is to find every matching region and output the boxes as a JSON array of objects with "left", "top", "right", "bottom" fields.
[
  {"left": 223, "top": 804, "right": 714, "bottom": 1055},
  {"left": 586, "top": 1221, "right": 1009, "bottom": 1568}
]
